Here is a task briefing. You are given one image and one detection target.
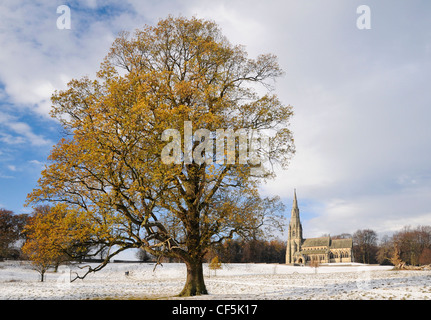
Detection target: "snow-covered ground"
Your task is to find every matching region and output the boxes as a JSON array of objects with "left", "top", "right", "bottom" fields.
[{"left": 1, "top": 261, "right": 430, "bottom": 300}]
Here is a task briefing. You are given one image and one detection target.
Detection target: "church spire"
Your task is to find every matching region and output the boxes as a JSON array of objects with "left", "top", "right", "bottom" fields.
[
  {"left": 289, "top": 189, "right": 302, "bottom": 239},
  {"left": 286, "top": 189, "right": 303, "bottom": 264},
  {"left": 291, "top": 188, "right": 300, "bottom": 220}
]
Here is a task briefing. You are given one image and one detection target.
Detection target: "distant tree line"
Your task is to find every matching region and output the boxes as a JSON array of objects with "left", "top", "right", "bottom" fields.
[
  {"left": 139, "top": 227, "right": 431, "bottom": 266},
  {"left": 351, "top": 227, "right": 431, "bottom": 266},
  {"left": 136, "top": 239, "right": 286, "bottom": 264},
  {"left": 0, "top": 209, "right": 28, "bottom": 260},
  {"left": 210, "top": 239, "right": 286, "bottom": 263},
  {"left": 2, "top": 206, "right": 431, "bottom": 268}
]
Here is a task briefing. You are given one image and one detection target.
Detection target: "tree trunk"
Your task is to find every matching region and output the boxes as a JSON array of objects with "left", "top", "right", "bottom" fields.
[{"left": 179, "top": 259, "right": 208, "bottom": 297}]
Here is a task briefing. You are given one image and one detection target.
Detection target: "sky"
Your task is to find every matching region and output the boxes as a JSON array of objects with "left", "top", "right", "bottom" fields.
[{"left": 0, "top": 0, "right": 430, "bottom": 241}]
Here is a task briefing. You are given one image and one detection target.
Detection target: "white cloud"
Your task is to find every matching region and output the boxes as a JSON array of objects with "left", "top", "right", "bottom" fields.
[
  {"left": 0, "top": 133, "right": 26, "bottom": 145},
  {"left": 0, "top": 111, "right": 52, "bottom": 146},
  {"left": 29, "top": 159, "right": 44, "bottom": 166},
  {"left": 188, "top": 1, "right": 265, "bottom": 54},
  {"left": 6, "top": 121, "right": 51, "bottom": 146},
  {"left": 28, "top": 159, "right": 46, "bottom": 171},
  {"left": 303, "top": 186, "right": 431, "bottom": 237},
  {"left": 0, "top": 1, "right": 123, "bottom": 118},
  {"left": 213, "top": 0, "right": 431, "bottom": 236},
  {"left": 0, "top": 0, "right": 430, "bottom": 236}
]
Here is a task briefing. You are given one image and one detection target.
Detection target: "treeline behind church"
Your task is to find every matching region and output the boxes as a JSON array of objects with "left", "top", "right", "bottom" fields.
[{"left": 143, "top": 226, "right": 431, "bottom": 266}]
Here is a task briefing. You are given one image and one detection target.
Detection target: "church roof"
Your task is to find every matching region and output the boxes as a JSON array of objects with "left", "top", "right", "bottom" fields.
[
  {"left": 301, "top": 237, "right": 353, "bottom": 249},
  {"left": 330, "top": 238, "right": 353, "bottom": 249},
  {"left": 302, "top": 237, "right": 330, "bottom": 247}
]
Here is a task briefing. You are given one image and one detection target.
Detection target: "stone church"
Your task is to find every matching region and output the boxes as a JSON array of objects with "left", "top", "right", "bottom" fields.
[{"left": 286, "top": 190, "right": 353, "bottom": 265}]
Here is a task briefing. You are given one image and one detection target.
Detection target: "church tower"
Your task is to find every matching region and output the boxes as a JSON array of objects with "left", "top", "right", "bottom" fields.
[{"left": 285, "top": 189, "right": 303, "bottom": 264}]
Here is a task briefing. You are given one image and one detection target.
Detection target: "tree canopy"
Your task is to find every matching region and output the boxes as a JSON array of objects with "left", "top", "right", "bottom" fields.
[{"left": 27, "top": 16, "right": 294, "bottom": 296}]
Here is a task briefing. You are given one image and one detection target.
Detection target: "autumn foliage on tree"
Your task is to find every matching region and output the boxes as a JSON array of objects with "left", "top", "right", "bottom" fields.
[
  {"left": 27, "top": 16, "right": 294, "bottom": 296},
  {"left": 208, "top": 256, "right": 222, "bottom": 277},
  {"left": 22, "top": 204, "right": 94, "bottom": 281}
]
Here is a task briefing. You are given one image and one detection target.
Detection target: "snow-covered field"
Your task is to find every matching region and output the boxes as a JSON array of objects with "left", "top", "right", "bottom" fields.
[{"left": 1, "top": 261, "right": 431, "bottom": 300}]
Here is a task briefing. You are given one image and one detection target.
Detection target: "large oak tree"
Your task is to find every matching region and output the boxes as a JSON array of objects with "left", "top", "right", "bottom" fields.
[{"left": 27, "top": 16, "right": 294, "bottom": 296}]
